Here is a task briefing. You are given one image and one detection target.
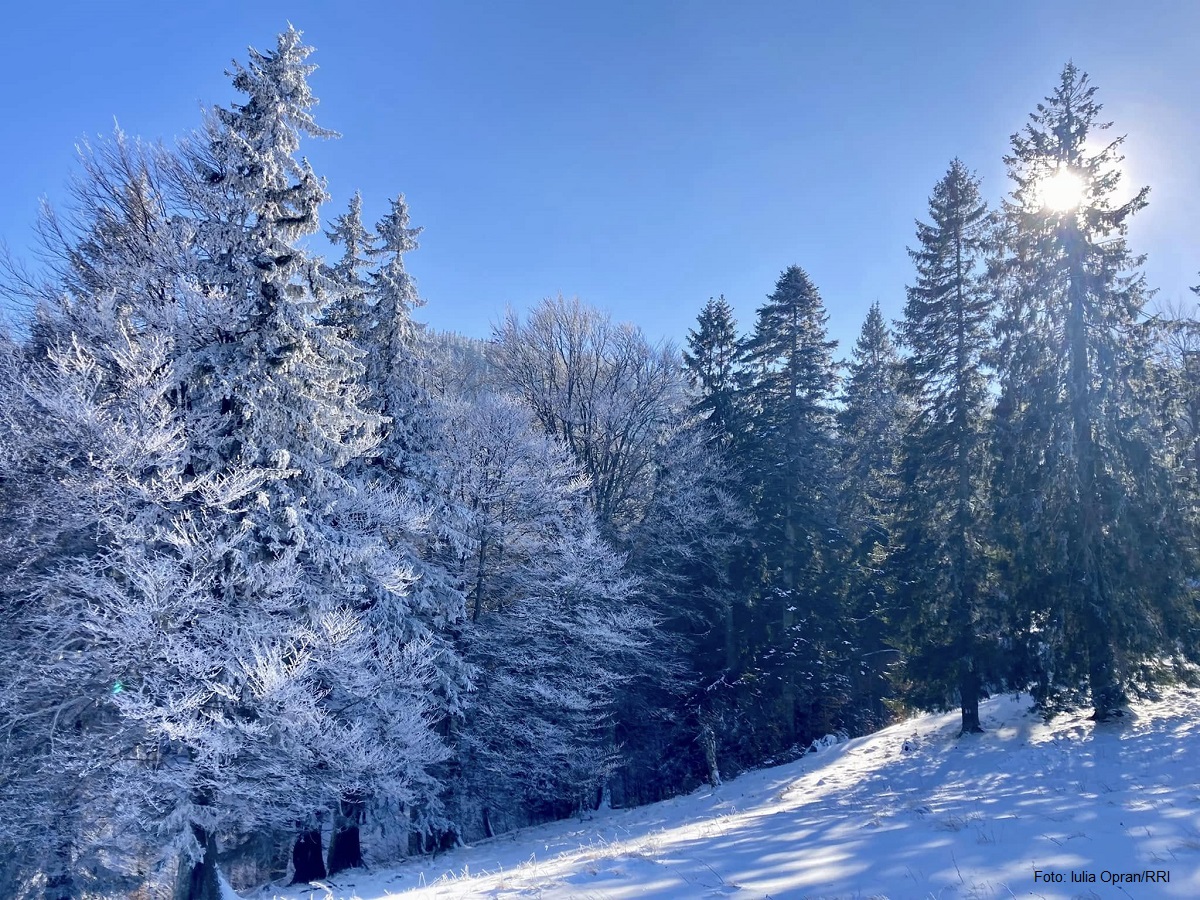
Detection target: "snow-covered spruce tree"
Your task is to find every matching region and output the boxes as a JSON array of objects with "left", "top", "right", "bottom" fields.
[
  {"left": 322, "top": 191, "right": 377, "bottom": 348},
  {"left": 992, "top": 64, "right": 1198, "bottom": 719},
  {"left": 362, "top": 195, "right": 434, "bottom": 470},
  {"left": 890, "top": 160, "right": 998, "bottom": 735},
  {"left": 740, "top": 266, "right": 844, "bottom": 749},
  {"left": 326, "top": 189, "right": 433, "bottom": 467},
  {"left": 680, "top": 297, "right": 764, "bottom": 780},
  {"left": 429, "top": 393, "right": 649, "bottom": 838},
  {"left": 839, "top": 303, "right": 903, "bottom": 567},
  {"left": 311, "top": 190, "right": 384, "bottom": 874},
  {"left": 836, "top": 302, "right": 905, "bottom": 733},
  {"left": 326, "top": 192, "right": 470, "bottom": 862},
  {"left": 138, "top": 27, "right": 455, "bottom": 892}
]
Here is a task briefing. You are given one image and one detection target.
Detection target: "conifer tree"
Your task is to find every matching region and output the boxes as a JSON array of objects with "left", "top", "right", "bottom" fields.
[
  {"left": 1146, "top": 299, "right": 1200, "bottom": 532},
  {"left": 323, "top": 191, "right": 377, "bottom": 347},
  {"left": 683, "top": 294, "right": 745, "bottom": 446},
  {"left": 893, "top": 160, "right": 995, "bottom": 735},
  {"left": 993, "top": 64, "right": 1198, "bottom": 720},
  {"left": 150, "top": 27, "right": 455, "bottom": 891},
  {"left": 741, "top": 266, "right": 843, "bottom": 745},
  {"left": 839, "top": 302, "right": 904, "bottom": 558},
  {"left": 365, "top": 194, "right": 434, "bottom": 473},
  {"left": 681, "top": 295, "right": 755, "bottom": 759},
  {"left": 326, "top": 191, "right": 470, "bottom": 862},
  {"left": 837, "top": 302, "right": 904, "bottom": 731}
]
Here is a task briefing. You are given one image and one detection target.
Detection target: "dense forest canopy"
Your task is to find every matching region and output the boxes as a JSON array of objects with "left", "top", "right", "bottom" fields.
[{"left": 0, "top": 27, "right": 1197, "bottom": 900}]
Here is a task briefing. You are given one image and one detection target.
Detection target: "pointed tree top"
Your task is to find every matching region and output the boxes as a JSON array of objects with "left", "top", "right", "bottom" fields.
[
  {"left": 377, "top": 194, "right": 422, "bottom": 256},
  {"left": 224, "top": 25, "right": 340, "bottom": 143}
]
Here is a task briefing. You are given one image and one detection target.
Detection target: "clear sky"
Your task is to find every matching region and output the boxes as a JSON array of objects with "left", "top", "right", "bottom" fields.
[{"left": 2, "top": 0, "right": 1197, "bottom": 353}]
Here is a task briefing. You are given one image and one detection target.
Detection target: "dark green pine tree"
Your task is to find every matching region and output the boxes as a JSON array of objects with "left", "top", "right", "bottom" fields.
[
  {"left": 742, "top": 265, "right": 843, "bottom": 745},
  {"left": 682, "top": 294, "right": 747, "bottom": 672},
  {"left": 1147, "top": 305, "right": 1200, "bottom": 530},
  {"left": 683, "top": 295, "right": 745, "bottom": 447},
  {"left": 893, "top": 159, "right": 995, "bottom": 735},
  {"left": 837, "top": 302, "right": 905, "bottom": 732},
  {"left": 839, "top": 302, "right": 904, "bottom": 562},
  {"left": 993, "top": 64, "right": 1199, "bottom": 720}
]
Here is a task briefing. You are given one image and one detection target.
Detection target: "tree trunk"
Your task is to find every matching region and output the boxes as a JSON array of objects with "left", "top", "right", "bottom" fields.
[
  {"left": 43, "top": 873, "right": 74, "bottom": 900},
  {"left": 290, "top": 827, "right": 326, "bottom": 884},
  {"left": 1087, "top": 622, "right": 1124, "bottom": 721},
  {"left": 326, "top": 798, "right": 365, "bottom": 876},
  {"left": 173, "top": 825, "right": 222, "bottom": 900},
  {"left": 44, "top": 873, "right": 75, "bottom": 900},
  {"left": 700, "top": 723, "right": 722, "bottom": 786},
  {"left": 951, "top": 259, "right": 983, "bottom": 740},
  {"left": 958, "top": 662, "right": 983, "bottom": 735},
  {"left": 43, "top": 838, "right": 75, "bottom": 900},
  {"left": 1062, "top": 216, "right": 1125, "bottom": 724},
  {"left": 724, "top": 595, "right": 738, "bottom": 672},
  {"left": 481, "top": 806, "right": 495, "bottom": 839},
  {"left": 779, "top": 518, "right": 798, "bottom": 747}
]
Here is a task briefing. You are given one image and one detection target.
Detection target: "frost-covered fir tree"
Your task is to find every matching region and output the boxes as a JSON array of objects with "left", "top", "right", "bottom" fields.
[
  {"left": 993, "top": 64, "right": 1199, "bottom": 720},
  {"left": 323, "top": 191, "right": 377, "bottom": 348},
  {"left": 741, "top": 266, "right": 844, "bottom": 746},
  {"left": 326, "top": 191, "right": 471, "bottom": 859},
  {"left": 364, "top": 195, "right": 430, "bottom": 462},
  {"left": 836, "top": 302, "right": 905, "bottom": 732},
  {"left": 127, "top": 27, "right": 455, "bottom": 893},
  {"left": 893, "top": 160, "right": 996, "bottom": 735}
]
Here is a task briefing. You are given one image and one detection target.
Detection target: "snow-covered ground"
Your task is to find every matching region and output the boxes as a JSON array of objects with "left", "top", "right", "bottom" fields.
[{"left": 256, "top": 690, "right": 1200, "bottom": 899}]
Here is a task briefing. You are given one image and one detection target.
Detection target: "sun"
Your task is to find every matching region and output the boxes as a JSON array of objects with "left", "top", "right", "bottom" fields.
[{"left": 1037, "top": 167, "right": 1085, "bottom": 211}]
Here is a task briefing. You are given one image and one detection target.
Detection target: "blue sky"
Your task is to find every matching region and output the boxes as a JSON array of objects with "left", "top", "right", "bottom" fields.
[{"left": 2, "top": 1, "right": 1197, "bottom": 353}]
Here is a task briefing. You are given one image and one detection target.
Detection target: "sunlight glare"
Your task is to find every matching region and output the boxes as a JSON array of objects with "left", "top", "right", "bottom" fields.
[{"left": 1037, "top": 167, "right": 1084, "bottom": 211}]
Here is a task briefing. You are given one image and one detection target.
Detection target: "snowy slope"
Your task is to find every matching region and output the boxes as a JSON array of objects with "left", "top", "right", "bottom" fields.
[{"left": 258, "top": 690, "right": 1200, "bottom": 899}]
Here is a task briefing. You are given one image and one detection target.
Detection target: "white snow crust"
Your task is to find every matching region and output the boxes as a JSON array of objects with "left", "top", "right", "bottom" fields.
[{"left": 257, "top": 690, "right": 1200, "bottom": 899}]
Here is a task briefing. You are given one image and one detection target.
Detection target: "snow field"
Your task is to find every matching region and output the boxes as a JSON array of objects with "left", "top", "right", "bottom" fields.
[{"left": 261, "top": 689, "right": 1200, "bottom": 899}]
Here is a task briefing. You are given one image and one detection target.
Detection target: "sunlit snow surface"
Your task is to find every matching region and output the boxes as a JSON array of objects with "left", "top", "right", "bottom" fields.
[{"left": 258, "top": 691, "right": 1200, "bottom": 899}]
